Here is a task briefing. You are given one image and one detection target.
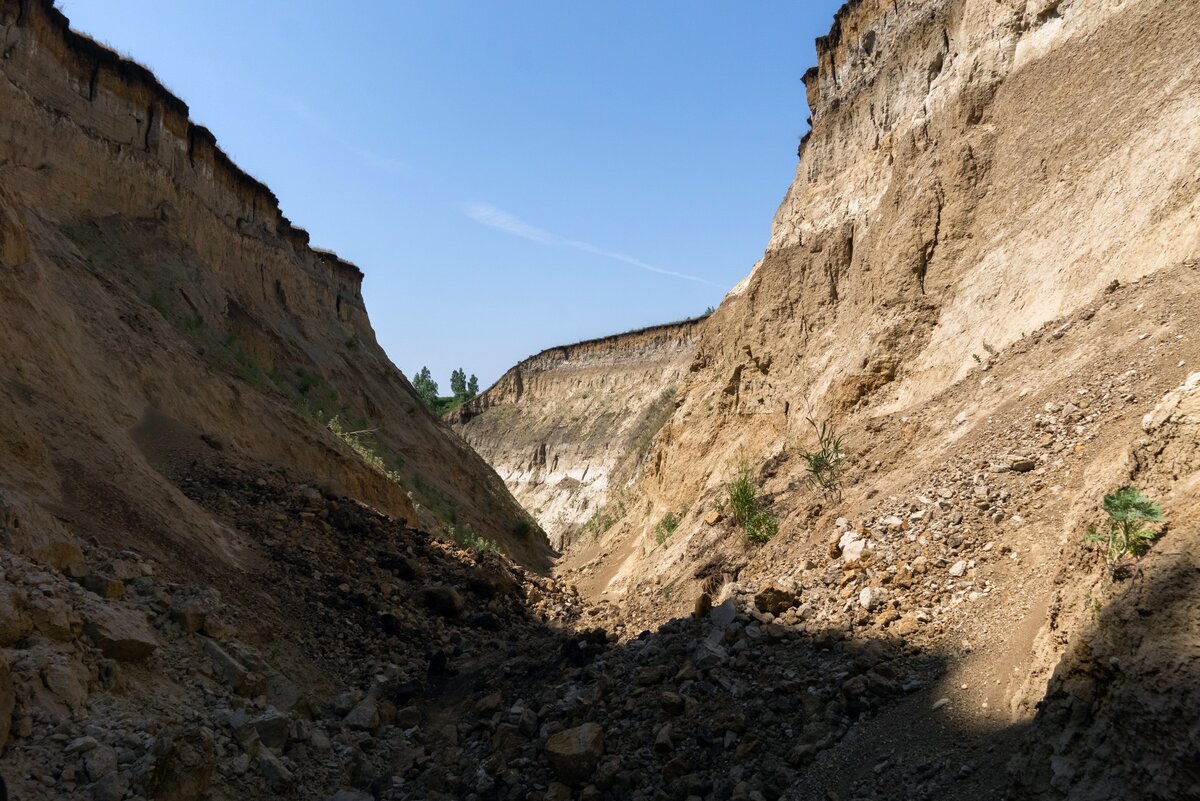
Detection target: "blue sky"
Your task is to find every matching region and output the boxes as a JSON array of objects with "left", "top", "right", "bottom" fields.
[{"left": 60, "top": 1, "right": 842, "bottom": 389}]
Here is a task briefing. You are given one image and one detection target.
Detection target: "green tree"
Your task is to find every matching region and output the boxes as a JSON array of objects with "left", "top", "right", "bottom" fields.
[
  {"left": 467, "top": 374, "right": 479, "bottom": 398},
  {"left": 450, "top": 368, "right": 467, "bottom": 399},
  {"left": 412, "top": 366, "right": 439, "bottom": 409}
]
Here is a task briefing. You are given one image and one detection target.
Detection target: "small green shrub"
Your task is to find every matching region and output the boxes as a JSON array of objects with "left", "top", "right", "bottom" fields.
[
  {"left": 744, "top": 509, "right": 779, "bottom": 544},
  {"left": 654, "top": 506, "right": 688, "bottom": 546},
  {"left": 1087, "top": 486, "right": 1163, "bottom": 573},
  {"left": 326, "top": 416, "right": 404, "bottom": 485},
  {"left": 727, "top": 467, "right": 778, "bottom": 544},
  {"left": 450, "top": 524, "right": 499, "bottom": 553},
  {"left": 511, "top": 519, "right": 533, "bottom": 539},
  {"left": 796, "top": 415, "right": 844, "bottom": 496}
]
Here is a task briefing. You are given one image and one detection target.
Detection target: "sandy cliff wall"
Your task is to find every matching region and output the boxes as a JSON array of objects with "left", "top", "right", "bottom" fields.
[
  {"left": 0, "top": 0, "right": 548, "bottom": 569},
  {"left": 450, "top": 318, "right": 705, "bottom": 548},
  {"left": 639, "top": 0, "right": 1200, "bottom": 532},
  {"left": 551, "top": 2, "right": 1199, "bottom": 794}
]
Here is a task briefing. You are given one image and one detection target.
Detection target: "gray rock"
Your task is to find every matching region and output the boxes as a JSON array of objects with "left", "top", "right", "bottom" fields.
[
  {"left": 90, "top": 770, "right": 129, "bottom": 801},
  {"left": 328, "top": 791, "right": 374, "bottom": 801},
  {"left": 252, "top": 711, "right": 290, "bottom": 749},
  {"left": 344, "top": 697, "right": 379, "bottom": 732},
  {"left": 203, "top": 638, "right": 250, "bottom": 691},
  {"left": 858, "top": 587, "right": 886, "bottom": 611},
  {"left": 948, "top": 560, "right": 967, "bottom": 577},
  {"left": 544, "top": 722, "right": 604, "bottom": 787},
  {"left": 84, "top": 744, "right": 118, "bottom": 781},
  {"left": 842, "top": 540, "right": 867, "bottom": 562},
  {"left": 66, "top": 735, "right": 99, "bottom": 755},
  {"left": 709, "top": 598, "right": 737, "bottom": 629},
  {"left": 257, "top": 750, "right": 294, "bottom": 790}
]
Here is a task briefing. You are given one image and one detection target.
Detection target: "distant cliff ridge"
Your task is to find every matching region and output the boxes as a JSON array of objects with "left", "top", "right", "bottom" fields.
[{"left": 450, "top": 317, "right": 706, "bottom": 548}]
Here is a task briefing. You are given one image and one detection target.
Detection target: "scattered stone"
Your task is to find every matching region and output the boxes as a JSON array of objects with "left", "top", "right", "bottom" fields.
[
  {"left": 858, "top": 587, "right": 886, "bottom": 611},
  {"left": 145, "top": 727, "right": 215, "bottom": 801},
  {"left": 754, "top": 583, "right": 799, "bottom": 614},
  {"left": 0, "top": 586, "right": 32, "bottom": 646},
  {"left": 544, "top": 722, "right": 604, "bottom": 786},
  {"left": 420, "top": 585, "right": 466, "bottom": 618}
]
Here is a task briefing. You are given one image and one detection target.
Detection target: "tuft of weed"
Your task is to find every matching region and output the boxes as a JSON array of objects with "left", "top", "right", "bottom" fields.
[
  {"left": 1087, "top": 486, "right": 1163, "bottom": 575},
  {"left": 450, "top": 524, "right": 499, "bottom": 553},
  {"left": 727, "top": 467, "right": 778, "bottom": 544},
  {"left": 654, "top": 506, "right": 688, "bottom": 546},
  {"left": 796, "top": 415, "right": 844, "bottom": 496},
  {"left": 326, "top": 415, "right": 405, "bottom": 486}
]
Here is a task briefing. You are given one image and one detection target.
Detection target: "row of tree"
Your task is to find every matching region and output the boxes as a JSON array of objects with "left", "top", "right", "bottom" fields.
[{"left": 411, "top": 366, "right": 479, "bottom": 411}]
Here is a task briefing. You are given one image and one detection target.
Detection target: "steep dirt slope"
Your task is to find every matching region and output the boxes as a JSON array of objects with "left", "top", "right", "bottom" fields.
[
  {"left": 0, "top": 0, "right": 545, "bottom": 569},
  {"left": 449, "top": 318, "right": 704, "bottom": 549}
]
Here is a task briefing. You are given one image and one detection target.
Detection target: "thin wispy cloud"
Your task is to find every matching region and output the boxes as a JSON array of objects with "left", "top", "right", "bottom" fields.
[
  {"left": 461, "top": 202, "right": 722, "bottom": 288},
  {"left": 288, "top": 100, "right": 408, "bottom": 175}
]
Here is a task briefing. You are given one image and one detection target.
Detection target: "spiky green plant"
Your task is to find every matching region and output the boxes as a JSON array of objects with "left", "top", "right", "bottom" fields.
[
  {"left": 726, "top": 466, "right": 778, "bottom": 544},
  {"left": 796, "top": 415, "right": 844, "bottom": 496},
  {"left": 1087, "top": 486, "right": 1163, "bottom": 573}
]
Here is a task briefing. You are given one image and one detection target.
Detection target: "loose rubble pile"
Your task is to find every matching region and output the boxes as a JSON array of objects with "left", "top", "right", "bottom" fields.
[{"left": 0, "top": 440, "right": 933, "bottom": 801}]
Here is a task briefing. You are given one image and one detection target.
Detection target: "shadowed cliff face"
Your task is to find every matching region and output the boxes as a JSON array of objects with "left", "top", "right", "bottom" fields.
[
  {"left": 449, "top": 319, "right": 705, "bottom": 549},
  {"left": 0, "top": 0, "right": 548, "bottom": 571}
]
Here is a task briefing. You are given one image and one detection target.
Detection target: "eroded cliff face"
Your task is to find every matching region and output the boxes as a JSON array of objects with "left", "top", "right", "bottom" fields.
[
  {"left": 551, "top": 1, "right": 1199, "bottom": 797},
  {"left": 0, "top": 0, "right": 547, "bottom": 569},
  {"left": 450, "top": 318, "right": 704, "bottom": 548},
  {"left": 589, "top": 0, "right": 1200, "bottom": 588}
]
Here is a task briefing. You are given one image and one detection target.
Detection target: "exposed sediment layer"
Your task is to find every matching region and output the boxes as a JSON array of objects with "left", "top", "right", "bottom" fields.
[{"left": 450, "top": 318, "right": 705, "bottom": 548}]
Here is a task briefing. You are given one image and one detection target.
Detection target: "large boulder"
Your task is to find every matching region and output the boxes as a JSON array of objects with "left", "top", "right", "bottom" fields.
[
  {"left": 754, "top": 582, "right": 800, "bottom": 614},
  {"left": 544, "top": 722, "right": 604, "bottom": 786},
  {"left": 81, "top": 604, "right": 158, "bottom": 662}
]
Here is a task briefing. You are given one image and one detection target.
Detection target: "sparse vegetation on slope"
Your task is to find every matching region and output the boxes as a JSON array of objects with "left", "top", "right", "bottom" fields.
[
  {"left": 727, "top": 466, "right": 778, "bottom": 544},
  {"left": 1087, "top": 486, "right": 1163, "bottom": 575},
  {"left": 654, "top": 506, "right": 688, "bottom": 545},
  {"left": 795, "top": 414, "right": 844, "bottom": 496}
]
